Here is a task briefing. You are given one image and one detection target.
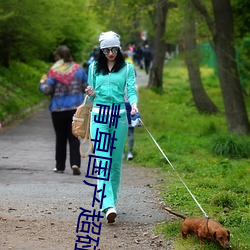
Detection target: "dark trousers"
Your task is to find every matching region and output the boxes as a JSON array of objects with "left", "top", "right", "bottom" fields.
[
  {"left": 51, "top": 110, "right": 80, "bottom": 171},
  {"left": 144, "top": 59, "right": 151, "bottom": 74},
  {"left": 127, "top": 127, "right": 134, "bottom": 152},
  {"left": 125, "top": 102, "right": 134, "bottom": 153}
]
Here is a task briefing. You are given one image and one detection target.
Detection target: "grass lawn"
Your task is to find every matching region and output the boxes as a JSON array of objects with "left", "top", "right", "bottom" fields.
[{"left": 128, "top": 58, "right": 250, "bottom": 250}]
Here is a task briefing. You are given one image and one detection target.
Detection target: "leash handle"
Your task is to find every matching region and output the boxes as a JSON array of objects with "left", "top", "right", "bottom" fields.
[{"left": 139, "top": 118, "right": 209, "bottom": 218}]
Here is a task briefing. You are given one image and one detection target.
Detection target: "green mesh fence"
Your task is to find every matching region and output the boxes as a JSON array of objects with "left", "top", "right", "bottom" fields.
[
  {"left": 198, "top": 41, "right": 218, "bottom": 75},
  {"left": 198, "top": 40, "right": 250, "bottom": 94}
]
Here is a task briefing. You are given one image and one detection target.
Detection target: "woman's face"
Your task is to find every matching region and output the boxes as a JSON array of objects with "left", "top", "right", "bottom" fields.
[{"left": 102, "top": 47, "right": 118, "bottom": 61}]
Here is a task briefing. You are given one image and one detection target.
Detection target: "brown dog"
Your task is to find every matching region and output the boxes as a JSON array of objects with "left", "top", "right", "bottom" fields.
[{"left": 163, "top": 207, "right": 231, "bottom": 249}]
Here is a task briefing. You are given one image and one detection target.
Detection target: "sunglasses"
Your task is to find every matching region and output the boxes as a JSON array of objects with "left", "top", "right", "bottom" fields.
[{"left": 102, "top": 47, "right": 119, "bottom": 55}]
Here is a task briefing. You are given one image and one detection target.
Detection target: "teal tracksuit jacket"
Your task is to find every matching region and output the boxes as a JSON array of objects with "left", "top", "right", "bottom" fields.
[{"left": 87, "top": 62, "right": 138, "bottom": 212}]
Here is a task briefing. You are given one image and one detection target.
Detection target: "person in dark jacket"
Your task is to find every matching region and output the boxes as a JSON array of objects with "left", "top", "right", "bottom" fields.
[{"left": 143, "top": 44, "right": 152, "bottom": 74}]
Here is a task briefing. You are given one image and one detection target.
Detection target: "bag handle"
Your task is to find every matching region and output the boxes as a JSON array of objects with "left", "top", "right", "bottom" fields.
[
  {"left": 79, "top": 97, "right": 93, "bottom": 158},
  {"left": 79, "top": 137, "right": 93, "bottom": 158},
  {"left": 83, "top": 94, "right": 88, "bottom": 105}
]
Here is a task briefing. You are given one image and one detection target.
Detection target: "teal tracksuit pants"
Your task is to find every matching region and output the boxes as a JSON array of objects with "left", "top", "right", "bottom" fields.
[{"left": 90, "top": 109, "right": 128, "bottom": 212}]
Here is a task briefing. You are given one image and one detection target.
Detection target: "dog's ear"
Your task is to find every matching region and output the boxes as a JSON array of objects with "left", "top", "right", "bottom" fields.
[
  {"left": 227, "top": 230, "right": 230, "bottom": 240},
  {"left": 213, "top": 231, "right": 217, "bottom": 240}
]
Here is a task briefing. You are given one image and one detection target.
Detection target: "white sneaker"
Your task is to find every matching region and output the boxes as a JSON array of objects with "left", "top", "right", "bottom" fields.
[
  {"left": 53, "top": 168, "right": 64, "bottom": 173},
  {"left": 106, "top": 207, "right": 117, "bottom": 223},
  {"left": 127, "top": 152, "right": 133, "bottom": 160}
]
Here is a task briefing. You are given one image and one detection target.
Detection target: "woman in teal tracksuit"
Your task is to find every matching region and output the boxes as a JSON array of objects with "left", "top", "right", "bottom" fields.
[{"left": 86, "top": 31, "right": 138, "bottom": 223}]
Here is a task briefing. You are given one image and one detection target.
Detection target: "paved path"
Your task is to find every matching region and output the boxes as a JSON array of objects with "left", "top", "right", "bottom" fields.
[
  {"left": 135, "top": 68, "right": 149, "bottom": 87},
  {"left": 0, "top": 71, "right": 173, "bottom": 249}
]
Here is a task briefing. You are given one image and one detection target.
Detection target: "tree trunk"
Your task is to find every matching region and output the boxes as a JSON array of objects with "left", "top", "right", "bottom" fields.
[
  {"left": 147, "top": 0, "right": 169, "bottom": 89},
  {"left": 184, "top": 4, "right": 218, "bottom": 114},
  {"left": 212, "top": 0, "right": 250, "bottom": 134},
  {"left": 191, "top": 0, "right": 250, "bottom": 134}
]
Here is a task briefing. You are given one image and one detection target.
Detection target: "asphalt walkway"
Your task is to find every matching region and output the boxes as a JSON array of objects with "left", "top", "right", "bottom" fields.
[{"left": 0, "top": 70, "right": 172, "bottom": 249}]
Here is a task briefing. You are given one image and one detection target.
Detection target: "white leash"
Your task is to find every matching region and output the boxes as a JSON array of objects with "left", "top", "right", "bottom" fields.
[{"left": 139, "top": 118, "right": 209, "bottom": 218}]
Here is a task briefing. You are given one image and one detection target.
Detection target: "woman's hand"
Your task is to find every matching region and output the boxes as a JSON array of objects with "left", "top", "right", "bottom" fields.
[
  {"left": 40, "top": 74, "right": 47, "bottom": 83},
  {"left": 131, "top": 103, "right": 138, "bottom": 116},
  {"left": 85, "top": 86, "right": 95, "bottom": 97}
]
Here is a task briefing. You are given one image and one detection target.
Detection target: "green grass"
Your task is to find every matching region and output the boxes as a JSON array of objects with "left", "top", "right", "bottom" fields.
[
  {"left": 129, "top": 58, "right": 250, "bottom": 250},
  {"left": 0, "top": 60, "right": 50, "bottom": 123}
]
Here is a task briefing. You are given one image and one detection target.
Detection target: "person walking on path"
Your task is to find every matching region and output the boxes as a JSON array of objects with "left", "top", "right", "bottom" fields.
[
  {"left": 123, "top": 51, "right": 137, "bottom": 160},
  {"left": 125, "top": 100, "right": 135, "bottom": 160},
  {"left": 85, "top": 31, "right": 138, "bottom": 223},
  {"left": 143, "top": 44, "right": 153, "bottom": 75},
  {"left": 39, "top": 45, "right": 88, "bottom": 175}
]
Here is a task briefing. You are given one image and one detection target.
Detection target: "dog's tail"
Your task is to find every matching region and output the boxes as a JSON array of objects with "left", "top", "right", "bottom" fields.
[{"left": 162, "top": 206, "right": 187, "bottom": 220}]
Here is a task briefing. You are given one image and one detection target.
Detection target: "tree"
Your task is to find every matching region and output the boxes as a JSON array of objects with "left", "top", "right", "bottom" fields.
[
  {"left": 148, "top": 0, "right": 177, "bottom": 89},
  {"left": 184, "top": 1, "right": 218, "bottom": 114},
  {"left": 0, "top": 0, "right": 98, "bottom": 66},
  {"left": 90, "top": 0, "right": 155, "bottom": 47},
  {"left": 191, "top": 0, "right": 250, "bottom": 134}
]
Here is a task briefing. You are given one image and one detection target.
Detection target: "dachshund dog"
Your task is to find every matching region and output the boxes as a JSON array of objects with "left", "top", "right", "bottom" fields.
[{"left": 163, "top": 207, "right": 231, "bottom": 249}]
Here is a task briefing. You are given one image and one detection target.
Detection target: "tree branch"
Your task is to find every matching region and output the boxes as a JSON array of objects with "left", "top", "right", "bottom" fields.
[{"left": 190, "top": 0, "right": 216, "bottom": 37}]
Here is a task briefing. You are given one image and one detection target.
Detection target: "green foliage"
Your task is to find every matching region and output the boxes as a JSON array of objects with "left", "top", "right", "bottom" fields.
[
  {"left": 210, "top": 134, "right": 250, "bottom": 159},
  {"left": 130, "top": 58, "right": 250, "bottom": 249},
  {"left": 210, "top": 191, "right": 238, "bottom": 209},
  {"left": 232, "top": 0, "right": 250, "bottom": 39},
  {"left": 165, "top": 0, "right": 213, "bottom": 45},
  {"left": 91, "top": 0, "right": 155, "bottom": 46},
  {"left": 0, "top": 0, "right": 100, "bottom": 66},
  {"left": 0, "top": 60, "right": 49, "bottom": 122},
  {"left": 236, "top": 37, "right": 250, "bottom": 95},
  {"left": 165, "top": 2, "right": 184, "bottom": 44}
]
